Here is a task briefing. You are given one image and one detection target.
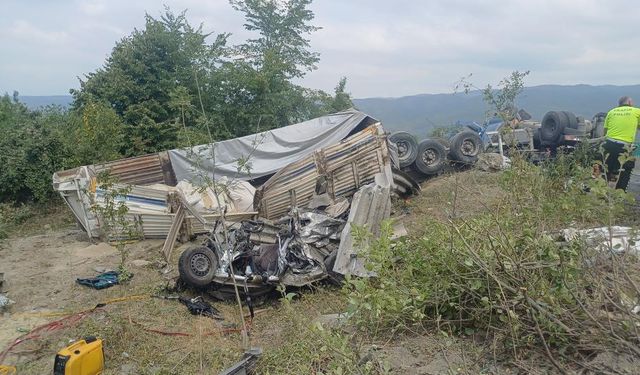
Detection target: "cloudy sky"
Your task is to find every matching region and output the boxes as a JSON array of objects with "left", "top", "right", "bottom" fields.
[{"left": 0, "top": 0, "right": 638, "bottom": 98}]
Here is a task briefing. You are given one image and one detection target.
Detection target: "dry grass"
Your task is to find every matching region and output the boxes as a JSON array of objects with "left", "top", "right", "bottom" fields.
[
  {"left": 8, "top": 277, "right": 347, "bottom": 374},
  {"left": 402, "top": 169, "right": 505, "bottom": 231}
]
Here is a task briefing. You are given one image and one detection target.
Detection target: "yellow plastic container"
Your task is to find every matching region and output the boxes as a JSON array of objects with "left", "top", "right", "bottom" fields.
[{"left": 53, "top": 337, "right": 104, "bottom": 375}]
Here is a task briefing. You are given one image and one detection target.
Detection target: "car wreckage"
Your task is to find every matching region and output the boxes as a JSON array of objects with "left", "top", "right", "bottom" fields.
[{"left": 52, "top": 109, "right": 420, "bottom": 295}]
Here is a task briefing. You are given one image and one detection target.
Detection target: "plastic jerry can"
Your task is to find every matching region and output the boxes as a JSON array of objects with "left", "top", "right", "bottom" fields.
[{"left": 53, "top": 337, "right": 104, "bottom": 375}]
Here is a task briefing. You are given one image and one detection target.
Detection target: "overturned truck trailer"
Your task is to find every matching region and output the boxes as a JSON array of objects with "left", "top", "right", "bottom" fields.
[{"left": 53, "top": 110, "right": 419, "bottom": 286}]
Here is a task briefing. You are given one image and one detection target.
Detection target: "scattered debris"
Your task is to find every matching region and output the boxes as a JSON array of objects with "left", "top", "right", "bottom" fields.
[
  {"left": 334, "top": 171, "right": 392, "bottom": 277},
  {"left": 563, "top": 226, "right": 640, "bottom": 256},
  {"left": 391, "top": 222, "right": 408, "bottom": 240},
  {"left": 219, "top": 347, "right": 262, "bottom": 375},
  {"left": 476, "top": 152, "right": 511, "bottom": 172},
  {"left": 0, "top": 294, "right": 14, "bottom": 312},
  {"left": 76, "top": 271, "right": 122, "bottom": 290},
  {"left": 178, "top": 296, "right": 222, "bottom": 319},
  {"left": 153, "top": 294, "right": 223, "bottom": 319}
]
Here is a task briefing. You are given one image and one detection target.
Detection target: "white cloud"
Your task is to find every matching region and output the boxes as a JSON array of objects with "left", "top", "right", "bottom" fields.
[
  {"left": 5, "top": 20, "right": 69, "bottom": 44},
  {"left": 77, "top": 0, "right": 108, "bottom": 16},
  {"left": 1, "top": 0, "right": 639, "bottom": 96}
]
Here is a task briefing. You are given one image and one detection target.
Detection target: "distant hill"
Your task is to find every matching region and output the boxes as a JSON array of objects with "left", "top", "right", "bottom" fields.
[
  {"left": 15, "top": 85, "right": 640, "bottom": 138},
  {"left": 18, "top": 95, "right": 73, "bottom": 109},
  {"left": 353, "top": 84, "right": 640, "bottom": 138}
]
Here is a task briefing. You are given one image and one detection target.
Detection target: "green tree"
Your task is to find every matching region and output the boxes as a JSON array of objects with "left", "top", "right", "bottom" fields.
[
  {"left": 0, "top": 94, "right": 70, "bottom": 202},
  {"left": 230, "top": 0, "right": 320, "bottom": 79},
  {"left": 69, "top": 101, "right": 125, "bottom": 165},
  {"left": 325, "top": 77, "right": 354, "bottom": 112},
  {"left": 72, "top": 8, "right": 228, "bottom": 155},
  {"left": 456, "top": 70, "right": 530, "bottom": 122},
  {"left": 71, "top": 3, "right": 355, "bottom": 156},
  {"left": 219, "top": 0, "right": 325, "bottom": 132}
]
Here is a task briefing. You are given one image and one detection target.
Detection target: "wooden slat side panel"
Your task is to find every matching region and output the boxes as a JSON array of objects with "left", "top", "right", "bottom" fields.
[
  {"left": 94, "top": 154, "right": 166, "bottom": 185},
  {"left": 257, "top": 124, "right": 389, "bottom": 220}
]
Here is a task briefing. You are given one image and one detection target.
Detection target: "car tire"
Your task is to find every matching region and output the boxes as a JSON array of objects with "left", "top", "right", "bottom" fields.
[
  {"left": 448, "top": 130, "right": 483, "bottom": 164},
  {"left": 179, "top": 246, "right": 218, "bottom": 288},
  {"left": 389, "top": 132, "right": 418, "bottom": 168},
  {"left": 540, "top": 111, "right": 566, "bottom": 143},
  {"left": 414, "top": 139, "right": 447, "bottom": 175}
]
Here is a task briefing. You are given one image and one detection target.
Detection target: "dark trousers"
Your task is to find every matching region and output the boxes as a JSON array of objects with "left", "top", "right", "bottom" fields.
[{"left": 603, "top": 139, "right": 636, "bottom": 191}]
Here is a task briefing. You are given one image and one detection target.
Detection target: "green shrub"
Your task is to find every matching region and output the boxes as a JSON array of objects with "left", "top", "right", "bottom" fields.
[
  {"left": 0, "top": 203, "right": 35, "bottom": 225},
  {"left": 345, "top": 157, "right": 638, "bottom": 366}
]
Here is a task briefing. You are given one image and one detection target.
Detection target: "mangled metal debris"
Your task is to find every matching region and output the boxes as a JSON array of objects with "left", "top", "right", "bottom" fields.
[
  {"left": 52, "top": 110, "right": 420, "bottom": 293},
  {"left": 333, "top": 170, "right": 392, "bottom": 277}
]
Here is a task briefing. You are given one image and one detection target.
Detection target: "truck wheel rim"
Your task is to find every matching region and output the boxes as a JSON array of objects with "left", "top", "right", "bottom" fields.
[
  {"left": 397, "top": 141, "right": 409, "bottom": 157},
  {"left": 461, "top": 139, "right": 478, "bottom": 156},
  {"left": 422, "top": 149, "right": 439, "bottom": 166}
]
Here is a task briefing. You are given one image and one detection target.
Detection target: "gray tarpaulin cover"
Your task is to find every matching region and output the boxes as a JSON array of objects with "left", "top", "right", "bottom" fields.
[{"left": 168, "top": 109, "right": 375, "bottom": 181}]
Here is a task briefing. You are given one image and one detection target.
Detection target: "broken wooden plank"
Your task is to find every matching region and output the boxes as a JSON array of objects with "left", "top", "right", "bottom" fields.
[{"left": 162, "top": 204, "right": 185, "bottom": 262}]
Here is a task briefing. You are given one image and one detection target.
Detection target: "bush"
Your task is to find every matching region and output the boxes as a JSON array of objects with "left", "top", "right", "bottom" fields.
[
  {"left": 0, "top": 95, "right": 71, "bottom": 203},
  {"left": 345, "top": 157, "right": 638, "bottom": 370}
]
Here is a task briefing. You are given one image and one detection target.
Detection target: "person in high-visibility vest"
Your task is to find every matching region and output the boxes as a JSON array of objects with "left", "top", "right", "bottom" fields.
[{"left": 603, "top": 96, "right": 640, "bottom": 191}]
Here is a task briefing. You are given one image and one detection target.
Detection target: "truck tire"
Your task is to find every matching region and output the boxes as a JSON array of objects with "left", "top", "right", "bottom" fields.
[
  {"left": 562, "top": 111, "right": 578, "bottom": 129},
  {"left": 448, "top": 130, "right": 483, "bottom": 164},
  {"left": 389, "top": 132, "right": 418, "bottom": 168},
  {"left": 414, "top": 139, "right": 447, "bottom": 175},
  {"left": 179, "top": 246, "right": 218, "bottom": 288},
  {"left": 540, "top": 111, "right": 566, "bottom": 143}
]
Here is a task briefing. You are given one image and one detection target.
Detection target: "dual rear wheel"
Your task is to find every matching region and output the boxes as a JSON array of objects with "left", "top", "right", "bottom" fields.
[{"left": 389, "top": 130, "right": 483, "bottom": 176}]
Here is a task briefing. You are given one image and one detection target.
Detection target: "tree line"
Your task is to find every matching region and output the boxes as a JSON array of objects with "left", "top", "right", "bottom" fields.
[{"left": 0, "top": 0, "right": 353, "bottom": 204}]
